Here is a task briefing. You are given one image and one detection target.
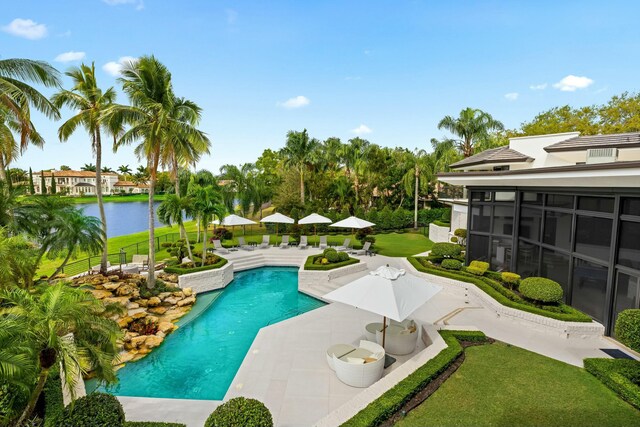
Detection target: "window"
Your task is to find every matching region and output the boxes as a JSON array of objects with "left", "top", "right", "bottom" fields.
[
  {"left": 471, "top": 205, "right": 491, "bottom": 233},
  {"left": 571, "top": 258, "right": 609, "bottom": 323},
  {"left": 490, "top": 237, "right": 512, "bottom": 271},
  {"left": 540, "top": 249, "right": 570, "bottom": 299},
  {"left": 578, "top": 196, "right": 614, "bottom": 213},
  {"left": 495, "top": 191, "right": 515, "bottom": 202},
  {"left": 546, "top": 194, "right": 573, "bottom": 209},
  {"left": 575, "top": 216, "right": 612, "bottom": 261},
  {"left": 521, "top": 192, "right": 543, "bottom": 205},
  {"left": 471, "top": 191, "right": 492, "bottom": 202},
  {"left": 468, "top": 235, "right": 490, "bottom": 263},
  {"left": 492, "top": 205, "right": 514, "bottom": 236},
  {"left": 618, "top": 221, "right": 640, "bottom": 270},
  {"left": 543, "top": 211, "right": 572, "bottom": 250},
  {"left": 519, "top": 208, "right": 542, "bottom": 241},
  {"left": 622, "top": 198, "right": 640, "bottom": 216},
  {"left": 516, "top": 240, "right": 539, "bottom": 277}
]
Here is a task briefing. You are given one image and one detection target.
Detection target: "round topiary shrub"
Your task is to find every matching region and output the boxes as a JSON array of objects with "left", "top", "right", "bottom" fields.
[
  {"left": 519, "top": 277, "right": 563, "bottom": 304},
  {"left": 323, "top": 247, "right": 337, "bottom": 256},
  {"left": 441, "top": 259, "right": 462, "bottom": 271},
  {"left": 430, "top": 242, "right": 462, "bottom": 258},
  {"left": 454, "top": 228, "right": 467, "bottom": 239},
  {"left": 205, "top": 397, "right": 273, "bottom": 427},
  {"left": 57, "top": 392, "right": 124, "bottom": 427},
  {"left": 325, "top": 251, "right": 340, "bottom": 263},
  {"left": 615, "top": 309, "right": 640, "bottom": 352},
  {"left": 337, "top": 251, "right": 350, "bottom": 262}
]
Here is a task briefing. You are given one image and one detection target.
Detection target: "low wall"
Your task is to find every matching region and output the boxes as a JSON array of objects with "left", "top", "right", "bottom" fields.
[
  {"left": 298, "top": 262, "right": 368, "bottom": 288},
  {"left": 428, "top": 223, "right": 450, "bottom": 243},
  {"left": 177, "top": 262, "right": 234, "bottom": 293}
]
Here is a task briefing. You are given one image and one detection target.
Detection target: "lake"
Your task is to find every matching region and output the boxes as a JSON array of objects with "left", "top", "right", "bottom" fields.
[{"left": 79, "top": 201, "right": 163, "bottom": 238}]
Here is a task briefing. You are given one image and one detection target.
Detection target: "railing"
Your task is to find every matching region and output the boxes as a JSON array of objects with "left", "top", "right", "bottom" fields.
[{"left": 59, "top": 252, "right": 126, "bottom": 277}]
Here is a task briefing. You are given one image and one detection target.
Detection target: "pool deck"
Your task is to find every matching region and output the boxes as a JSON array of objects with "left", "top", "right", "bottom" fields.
[{"left": 120, "top": 249, "right": 636, "bottom": 427}]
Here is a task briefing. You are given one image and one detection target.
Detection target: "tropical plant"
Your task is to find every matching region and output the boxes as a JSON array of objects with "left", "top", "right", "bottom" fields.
[
  {"left": 101, "top": 166, "right": 114, "bottom": 173},
  {"left": 402, "top": 149, "right": 434, "bottom": 228},
  {"left": 0, "top": 283, "right": 121, "bottom": 425},
  {"left": 437, "top": 107, "right": 505, "bottom": 158},
  {"left": 80, "top": 163, "right": 96, "bottom": 171},
  {"left": 0, "top": 105, "right": 44, "bottom": 183},
  {"left": 157, "top": 194, "right": 195, "bottom": 260},
  {"left": 281, "top": 129, "right": 319, "bottom": 204},
  {"left": 341, "top": 137, "right": 370, "bottom": 207},
  {"left": 117, "top": 164, "right": 132, "bottom": 176},
  {"left": 189, "top": 183, "right": 225, "bottom": 266}
]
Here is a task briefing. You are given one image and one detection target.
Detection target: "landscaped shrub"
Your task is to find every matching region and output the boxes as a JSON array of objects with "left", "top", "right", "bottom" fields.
[
  {"left": 454, "top": 228, "right": 467, "bottom": 245},
  {"left": 519, "top": 277, "right": 563, "bottom": 304},
  {"left": 501, "top": 272, "right": 521, "bottom": 289},
  {"left": 304, "top": 255, "right": 359, "bottom": 271},
  {"left": 465, "top": 260, "right": 489, "bottom": 276},
  {"left": 337, "top": 251, "right": 350, "bottom": 262},
  {"left": 160, "top": 242, "right": 173, "bottom": 248},
  {"left": 125, "top": 422, "right": 186, "bottom": 427},
  {"left": 585, "top": 358, "right": 640, "bottom": 410},
  {"left": 441, "top": 259, "right": 462, "bottom": 271},
  {"left": 204, "top": 397, "right": 273, "bottom": 427},
  {"left": 615, "top": 309, "right": 640, "bottom": 352},
  {"left": 325, "top": 251, "right": 340, "bottom": 263},
  {"left": 450, "top": 236, "right": 459, "bottom": 243},
  {"left": 57, "top": 392, "right": 124, "bottom": 427},
  {"left": 432, "top": 219, "right": 450, "bottom": 227},
  {"left": 355, "top": 227, "right": 374, "bottom": 244},
  {"left": 441, "top": 208, "right": 452, "bottom": 222},
  {"left": 163, "top": 258, "right": 228, "bottom": 275},
  {"left": 212, "top": 227, "right": 232, "bottom": 241},
  {"left": 323, "top": 247, "right": 337, "bottom": 256},
  {"left": 430, "top": 242, "right": 462, "bottom": 258}
]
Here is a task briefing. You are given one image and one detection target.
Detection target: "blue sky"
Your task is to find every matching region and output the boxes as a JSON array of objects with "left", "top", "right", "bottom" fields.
[{"left": 3, "top": 0, "right": 640, "bottom": 173}]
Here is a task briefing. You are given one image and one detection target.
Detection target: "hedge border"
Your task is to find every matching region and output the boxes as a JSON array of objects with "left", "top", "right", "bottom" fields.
[
  {"left": 163, "top": 258, "right": 228, "bottom": 275},
  {"left": 125, "top": 423, "right": 187, "bottom": 427},
  {"left": 407, "top": 257, "right": 592, "bottom": 323},
  {"left": 341, "top": 330, "right": 487, "bottom": 427},
  {"left": 304, "top": 255, "right": 360, "bottom": 271},
  {"left": 584, "top": 358, "right": 640, "bottom": 410}
]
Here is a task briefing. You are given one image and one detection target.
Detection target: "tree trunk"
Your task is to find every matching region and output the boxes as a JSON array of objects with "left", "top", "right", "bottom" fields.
[
  {"left": 354, "top": 174, "right": 359, "bottom": 209},
  {"left": 95, "top": 131, "right": 109, "bottom": 274},
  {"left": 182, "top": 223, "right": 194, "bottom": 262},
  {"left": 414, "top": 167, "right": 419, "bottom": 229},
  {"left": 17, "top": 367, "right": 50, "bottom": 426},
  {"left": 201, "top": 217, "right": 208, "bottom": 267},
  {"left": 49, "top": 250, "right": 74, "bottom": 281},
  {"left": 0, "top": 155, "right": 7, "bottom": 183},
  {"left": 147, "top": 153, "right": 159, "bottom": 289},
  {"left": 196, "top": 218, "right": 201, "bottom": 243},
  {"left": 300, "top": 168, "right": 305, "bottom": 204},
  {"left": 172, "top": 155, "right": 186, "bottom": 240}
]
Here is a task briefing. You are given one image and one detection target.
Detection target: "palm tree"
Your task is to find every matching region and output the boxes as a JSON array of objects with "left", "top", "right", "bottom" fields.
[
  {"left": 1, "top": 283, "right": 121, "bottom": 425},
  {"left": 0, "top": 58, "right": 61, "bottom": 179},
  {"left": 281, "top": 129, "right": 318, "bottom": 204},
  {"left": 402, "top": 149, "right": 434, "bottom": 228},
  {"left": 101, "top": 166, "right": 114, "bottom": 173},
  {"left": 117, "top": 164, "right": 132, "bottom": 176},
  {"left": 51, "top": 63, "right": 117, "bottom": 275},
  {"left": 80, "top": 163, "right": 96, "bottom": 171},
  {"left": 107, "top": 56, "right": 205, "bottom": 288},
  {"left": 189, "top": 183, "right": 225, "bottom": 266},
  {"left": 0, "top": 105, "right": 44, "bottom": 182},
  {"left": 341, "top": 137, "right": 370, "bottom": 208},
  {"left": 157, "top": 194, "right": 195, "bottom": 261},
  {"left": 437, "top": 108, "right": 505, "bottom": 158}
]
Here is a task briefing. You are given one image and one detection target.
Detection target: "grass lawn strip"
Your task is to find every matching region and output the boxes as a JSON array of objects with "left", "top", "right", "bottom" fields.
[{"left": 397, "top": 342, "right": 640, "bottom": 427}]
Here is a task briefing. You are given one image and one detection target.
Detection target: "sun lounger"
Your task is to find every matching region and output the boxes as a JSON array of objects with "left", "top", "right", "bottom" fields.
[
  {"left": 335, "top": 238, "right": 351, "bottom": 251},
  {"left": 212, "top": 239, "right": 230, "bottom": 254},
  {"left": 258, "top": 235, "right": 270, "bottom": 249},
  {"left": 279, "top": 235, "right": 290, "bottom": 248},
  {"left": 237, "top": 237, "right": 255, "bottom": 251},
  {"left": 350, "top": 241, "right": 371, "bottom": 256},
  {"left": 319, "top": 235, "right": 328, "bottom": 249},
  {"left": 298, "top": 235, "right": 308, "bottom": 249}
]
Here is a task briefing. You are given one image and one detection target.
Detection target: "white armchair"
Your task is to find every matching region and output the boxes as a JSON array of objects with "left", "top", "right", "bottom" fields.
[
  {"left": 331, "top": 340, "right": 385, "bottom": 388},
  {"left": 375, "top": 320, "right": 419, "bottom": 356}
]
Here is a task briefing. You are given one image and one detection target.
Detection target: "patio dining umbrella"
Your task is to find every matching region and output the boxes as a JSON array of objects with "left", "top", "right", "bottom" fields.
[
  {"left": 330, "top": 215, "right": 375, "bottom": 242},
  {"left": 323, "top": 265, "right": 442, "bottom": 348},
  {"left": 220, "top": 214, "right": 256, "bottom": 236},
  {"left": 298, "top": 213, "right": 333, "bottom": 237},
  {"left": 260, "top": 212, "right": 294, "bottom": 237}
]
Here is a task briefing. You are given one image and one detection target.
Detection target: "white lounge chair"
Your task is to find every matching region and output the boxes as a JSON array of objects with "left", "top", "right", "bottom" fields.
[
  {"left": 351, "top": 241, "right": 371, "bottom": 256},
  {"left": 335, "top": 238, "right": 351, "bottom": 251},
  {"left": 237, "top": 237, "right": 254, "bottom": 251},
  {"left": 279, "top": 235, "right": 290, "bottom": 248},
  {"left": 212, "top": 239, "right": 230, "bottom": 254},
  {"left": 258, "top": 235, "right": 270, "bottom": 249},
  {"left": 331, "top": 340, "right": 385, "bottom": 387},
  {"left": 298, "top": 235, "right": 308, "bottom": 249},
  {"left": 319, "top": 235, "right": 328, "bottom": 249}
]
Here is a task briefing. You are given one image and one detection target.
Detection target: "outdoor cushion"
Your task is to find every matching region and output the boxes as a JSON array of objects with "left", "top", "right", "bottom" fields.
[{"left": 346, "top": 357, "right": 365, "bottom": 364}]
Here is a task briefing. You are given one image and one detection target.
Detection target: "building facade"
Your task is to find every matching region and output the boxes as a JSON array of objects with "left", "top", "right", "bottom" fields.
[{"left": 439, "top": 132, "right": 640, "bottom": 334}]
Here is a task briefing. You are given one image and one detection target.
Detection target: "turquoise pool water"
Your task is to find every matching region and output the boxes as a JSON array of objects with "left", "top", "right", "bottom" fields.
[{"left": 91, "top": 267, "right": 325, "bottom": 400}]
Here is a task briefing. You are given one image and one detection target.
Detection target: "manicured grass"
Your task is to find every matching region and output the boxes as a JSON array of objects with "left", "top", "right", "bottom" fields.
[
  {"left": 397, "top": 342, "right": 640, "bottom": 427},
  {"left": 372, "top": 232, "right": 433, "bottom": 257}
]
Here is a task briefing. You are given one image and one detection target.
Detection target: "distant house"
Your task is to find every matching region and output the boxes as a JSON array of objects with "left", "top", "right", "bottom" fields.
[
  {"left": 438, "top": 131, "right": 640, "bottom": 335},
  {"left": 113, "top": 181, "right": 150, "bottom": 194},
  {"left": 32, "top": 170, "right": 120, "bottom": 196}
]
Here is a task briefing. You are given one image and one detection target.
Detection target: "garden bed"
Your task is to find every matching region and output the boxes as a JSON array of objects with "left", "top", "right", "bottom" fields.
[
  {"left": 408, "top": 257, "right": 592, "bottom": 323},
  {"left": 163, "top": 257, "right": 228, "bottom": 275},
  {"left": 304, "top": 254, "right": 359, "bottom": 271}
]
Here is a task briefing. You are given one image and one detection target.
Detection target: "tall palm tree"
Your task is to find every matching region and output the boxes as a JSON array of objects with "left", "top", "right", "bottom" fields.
[
  {"left": 189, "top": 183, "right": 225, "bottom": 266},
  {"left": 51, "top": 63, "right": 117, "bottom": 274},
  {"left": 101, "top": 166, "right": 114, "bottom": 173},
  {"left": 1, "top": 283, "right": 121, "bottom": 425},
  {"left": 0, "top": 105, "right": 44, "bottom": 182},
  {"left": 107, "top": 55, "right": 204, "bottom": 288},
  {"left": 437, "top": 108, "right": 504, "bottom": 158},
  {"left": 0, "top": 58, "right": 61, "bottom": 179},
  {"left": 281, "top": 129, "right": 318, "bottom": 204},
  {"left": 341, "top": 137, "right": 370, "bottom": 208},
  {"left": 117, "top": 164, "right": 132, "bottom": 176},
  {"left": 402, "top": 149, "right": 434, "bottom": 228},
  {"left": 157, "top": 194, "right": 195, "bottom": 261}
]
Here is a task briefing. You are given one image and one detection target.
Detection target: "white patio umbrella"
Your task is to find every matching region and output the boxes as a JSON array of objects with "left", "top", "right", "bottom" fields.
[
  {"left": 323, "top": 265, "right": 442, "bottom": 348},
  {"left": 260, "top": 212, "right": 294, "bottom": 236},
  {"left": 219, "top": 214, "right": 256, "bottom": 236},
  {"left": 330, "top": 215, "right": 375, "bottom": 242},
  {"left": 298, "top": 213, "right": 333, "bottom": 236}
]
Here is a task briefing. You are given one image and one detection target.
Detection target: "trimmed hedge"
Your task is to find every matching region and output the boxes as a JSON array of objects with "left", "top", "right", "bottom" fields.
[
  {"left": 432, "top": 220, "right": 450, "bottom": 227},
  {"left": 465, "top": 260, "right": 489, "bottom": 276},
  {"left": 501, "top": 272, "right": 521, "bottom": 289},
  {"left": 205, "top": 397, "right": 273, "bottom": 427},
  {"left": 441, "top": 259, "right": 462, "bottom": 271},
  {"left": 164, "top": 258, "right": 228, "bottom": 275},
  {"left": 430, "top": 242, "right": 462, "bottom": 258},
  {"left": 57, "top": 392, "right": 124, "bottom": 427},
  {"left": 584, "top": 358, "right": 640, "bottom": 410},
  {"left": 615, "top": 309, "right": 640, "bottom": 352},
  {"left": 519, "top": 277, "right": 563, "bottom": 303},
  {"left": 125, "top": 423, "right": 186, "bottom": 427},
  {"left": 341, "top": 330, "right": 487, "bottom": 427},
  {"left": 408, "top": 257, "right": 592, "bottom": 322},
  {"left": 304, "top": 255, "right": 359, "bottom": 271}
]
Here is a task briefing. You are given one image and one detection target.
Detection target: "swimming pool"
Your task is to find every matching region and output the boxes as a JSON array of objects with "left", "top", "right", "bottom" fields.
[{"left": 91, "top": 267, "right": 325, "bottom": 400}]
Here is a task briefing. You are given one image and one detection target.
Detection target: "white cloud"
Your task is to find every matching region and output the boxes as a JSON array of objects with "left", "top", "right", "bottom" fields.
[
  {"left": 102, "top": 56, "right": 138, "bottom": 77},
  {"left": 529, "top": 83, "right": 547, "bottom": 90},
  {"left": 226, "top": 9, "right": 238, "bottom": 24},
  {"left": 102, "top": 0, "right": 144, "bottom": 10},
  {"left": 351, "top": 124, "right": 372, "bottom": 135},
  {"left": 553, "top": 75, "right": 594, "bottom": 92},
  {"left": 55, "top": 51, "right": 86, "bottom": 62},
  {"left": 504, "top": 92, "right": 519, "bottom": 101},
  {"left": 277, "top": 95, "right": 310, "bottom": 109},
  {"left": 2, "top": 18, "right": 47, "bottom": 40}
]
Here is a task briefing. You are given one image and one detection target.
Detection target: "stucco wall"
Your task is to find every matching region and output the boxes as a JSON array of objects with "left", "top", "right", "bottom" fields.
[
  {"left": 177, "top": 262, "right": 234, "bottom": 293},
  {"left": 428, "top": 223, "right": 450, "bottom": 243}
]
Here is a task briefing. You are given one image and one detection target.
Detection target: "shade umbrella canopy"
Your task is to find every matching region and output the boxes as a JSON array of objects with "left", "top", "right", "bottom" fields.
[
  {"left": 210, "top": 219, "right": 220, "bottom": 225},
  {"left": 260, "top": 212, "right": 295, "bottom": 224},
  {"left": 220, "top": 214, "right": 256, "bottom": 226},
  {"left": 330, "top": 216, "right": 375, "bottom": 229},
  {"left": 298, "top": 213, "right": 333, "bottom": 225}
]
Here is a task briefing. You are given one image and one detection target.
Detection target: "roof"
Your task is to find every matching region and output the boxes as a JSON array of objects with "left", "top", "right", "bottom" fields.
[
  {"left": 545, "top": 132, "right": 640, "bottom": 152},
  {"left": 34, "top": 170, "right": 118, "bottom": 177},
  {"left": 439, "top": 160, "right": 640, "bottom": 178},
  {"left": 449, "top": 146, "right": 534, "bottom": 169},
  {"left": 114, "top": 181, "right": 136, "bottom": 187}
]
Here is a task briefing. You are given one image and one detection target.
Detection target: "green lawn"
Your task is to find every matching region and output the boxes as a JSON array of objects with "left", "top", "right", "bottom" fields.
[{"left": 398, "top": 342, "right": 640, "bottom": 427}]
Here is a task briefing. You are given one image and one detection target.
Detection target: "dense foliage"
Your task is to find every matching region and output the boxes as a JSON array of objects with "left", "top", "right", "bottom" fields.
[
  {"left": 465, "top": 260, "right": 489, "bottom": 276},
  {"left": 56, "top": 392, "right": 125, "bottom": 427},
  {"left": 430, "top": 242, "right": 462, "bottom": 258},
  {"left": 205, "top": 397, "right": 273, "bottom": 427},
  {"left": 519, "top": 277, "right": 564, "bottom": 304},
  {"left": 614, "top": 309, "right": 640, "bottom": 352},
  {"left": 584, "top": 358, "right": 640, "bottom": 410}
]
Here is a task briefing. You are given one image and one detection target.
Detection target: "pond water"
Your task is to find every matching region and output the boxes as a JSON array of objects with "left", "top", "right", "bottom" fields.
[{"left": 78, "top": 201, "right": 162, "bottom": 238}]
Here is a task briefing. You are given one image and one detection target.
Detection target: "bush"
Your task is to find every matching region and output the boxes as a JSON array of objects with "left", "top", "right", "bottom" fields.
[
  {"left": 465, "top": 260, "right": 489, "bottom": 276},
  {"left": 441, "top": 208, "right": 452, "bottom": 222},
  {"left": 450, "top": 236, "right": 459, "bottom": 243},
  {"left": 585, "top": 358, "right": 640, "bottom": 410},
  {"left": 615, "top": 309, "right": 640, "bottom": 352},
  {"left": 212, "top": 227, "right": 232, "bottom": 241},
  {"left": 501, "top": 272, "right": 521, "bottom": 289},
  {"left": 163, "top": 258, "right": 228, "bottom": 275},
  {"left": 430, "top": 242, "right": 462, "bottom": 258},
  {"left": 337, "top": 251, "right": 350, "bottom": 262},
  {"left": 125, "top": 423, "right": 186, "bottom": 427},
  {"left": 325, "top": 251, "right": 340, "bottom": 263},
  {"left": 454, "top": 228, "right": 467, "bottom": 239},
  {"left": 432, "top": 220, "right": 450, "bottom": 227},
  {"left": 57, "top": 392, "right": 124, "bottom": 427},
  {"left": 441, "top": 259, "right": 462, "bottom": 271},
  {"left": 160, "top": 242, "right": 173, "bottom": 248},
  {"left": 204, "top": 397, "right": 273, "bottom": 427},
  {"left": 323, "top": 247, "right": 337, "bottom": 256},
  {"left": 305, "top": 255, "right": 359, "bottom": 270},
  {"left": 519, "top": 277, "right": 563, "bottom": 304},
  {"left": 355, "top": 227, "right": 374, "bottom": 244}
]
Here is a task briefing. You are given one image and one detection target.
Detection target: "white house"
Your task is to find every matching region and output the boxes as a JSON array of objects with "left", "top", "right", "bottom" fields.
[{"left": 32, "top": 170, "right": 120, "bottom": 196}]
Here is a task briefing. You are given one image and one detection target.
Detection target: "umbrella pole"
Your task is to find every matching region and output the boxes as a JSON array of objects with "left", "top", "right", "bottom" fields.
[{"left": 382, "top": 316, "right": 387, "bottom": 348}]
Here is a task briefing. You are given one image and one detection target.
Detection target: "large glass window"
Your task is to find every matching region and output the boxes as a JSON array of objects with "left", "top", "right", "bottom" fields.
[
  {"left": 521, "top": 192, "right": 543, "bottom": 205},
  {"left": 543, "top": 211, "right": 573, "bottom": 250},
  {"left": 546, "top": 194, "right": 574, "bottom": 209},
  {"left": 471, "top": 191, "right": 492, "bottom": 202},
  {"left": 618, "top": 221, "right": 640, "bottom": 270},
  {"left": 540, "top": 249, "right": 570, "bottom": 299},
  {"left": 519, "top": 208, "right": 542, "bottom": 241},
  {"left": 571, "top": 258, "right": 608, "bottom": 323},
  {"left": 490, "top": 237, "right": 512, "bottom": 271},
  {"left": 492, "top": 205, "right": 514, "bottom": 236},
  {"left": 574, "top": 216, "right": 612, "bottom": 261},
  {"left": 470, "top": 205, "right": 491, "bottom": 233},
  {"left": 468, "top": 234, "right": 489, "bottom": 263},
  {"left": 578, "top": 196, "right": 614, "bottom": 213},
  {"left": 622, "top": 198, "right": 640, "bottom": 216},
  {"left": 516, "top": 240, "right": 539, "bottom": 277},
  {"left": 495, "top": 191, "right": 515, "bottom": 202}
]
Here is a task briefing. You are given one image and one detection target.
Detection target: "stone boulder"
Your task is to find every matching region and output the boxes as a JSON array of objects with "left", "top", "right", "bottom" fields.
[
  {"left": 158, "top": 321, "right": 177, "bottom": 334},
  {"left": 177, "top": 296, "right": 195, "bottom": 307},
  {"left": 103, "top": 282, "right": 122, "bottom": 291},
  {"left": 90, "top": 289, "right": 113, "bottom": 300},
  {"left": 147, "top": 296, "right": 161, "bottom": 307}
]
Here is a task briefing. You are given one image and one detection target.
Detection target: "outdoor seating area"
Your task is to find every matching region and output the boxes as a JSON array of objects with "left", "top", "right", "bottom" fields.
[{"left": 328, "top": 340, "right": 386, "bottom": 387}]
